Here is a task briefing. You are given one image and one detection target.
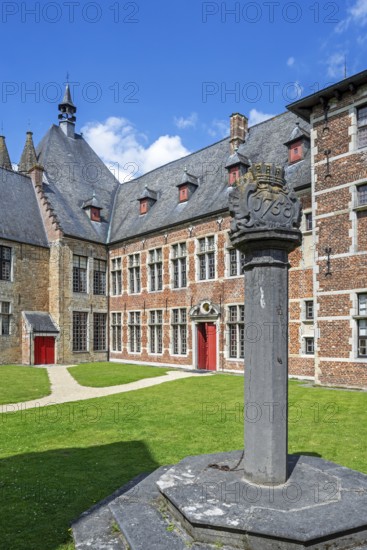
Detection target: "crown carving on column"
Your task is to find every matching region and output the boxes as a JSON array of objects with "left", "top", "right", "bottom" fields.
[{"left": 229, "top": 162, "right": 302, "bottom": 248}]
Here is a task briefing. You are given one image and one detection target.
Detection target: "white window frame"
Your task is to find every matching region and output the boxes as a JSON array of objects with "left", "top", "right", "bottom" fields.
[
  {"left": 111, "top": 312, "right": 122, "bottom": 352},
  {"left": 148, "top": 248, "right": 163, "bottom": 292},
  {"left": 128, "top": 254, "right": 141, "bottom": 294},
  {"left": 111, "top": 257, "right": 122, "bottom": 296},
  {"left": 171, "top": 308, "right": 187, "bottom": 356},
  {"left": 227, "top": 304, "right": 245, "bottom": 360},
  {"left": 226, "top": 248, "right": 245, "bottom": 278},
  {"left": 196, "top": 235, "right": 216, "bottom": 282},
  {"left": 171, "top": 243, "right": 187, "bottom": 289}
]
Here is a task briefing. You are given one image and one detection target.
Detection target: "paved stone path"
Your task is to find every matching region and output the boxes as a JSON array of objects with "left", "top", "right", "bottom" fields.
[{"left": 1, "top": 365, "right": 208, "bottom": 412}]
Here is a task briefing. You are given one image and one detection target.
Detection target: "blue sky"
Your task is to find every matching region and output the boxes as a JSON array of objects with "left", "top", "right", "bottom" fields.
[{"left": 1, "top": 0, "right": 367, "bottom": 179}]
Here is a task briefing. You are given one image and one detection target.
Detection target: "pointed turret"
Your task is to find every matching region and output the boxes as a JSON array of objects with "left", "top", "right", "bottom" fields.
[
  {"left": 0, "top": 135, "right": 12, "bottom": 170},
  {"left": 18, "top": 131, "right": 37, "bottom": 173},
  {"left": 58, "top": 83, "right": 77, "bottom": 138}
]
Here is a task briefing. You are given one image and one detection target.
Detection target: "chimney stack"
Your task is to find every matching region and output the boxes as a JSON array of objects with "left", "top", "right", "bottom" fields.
[{"left": 230, "top": 113, "right": 248, "bottom": 154}]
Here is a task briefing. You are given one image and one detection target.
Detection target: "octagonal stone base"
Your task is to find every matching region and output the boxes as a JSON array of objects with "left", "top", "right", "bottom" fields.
[
  {"left": 156, "top": 451, "right": 367, "bottom": 549},
  {"left": 73, "top": 452, "right": 367, "bottom": 550}
]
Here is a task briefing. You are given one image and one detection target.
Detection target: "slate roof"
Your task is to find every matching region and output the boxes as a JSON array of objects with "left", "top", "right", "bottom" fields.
[
  {"left": 109, "top": 110, "right": 311, "bottom": 243},
  {"left": 37, "top": 125, "right": 120, "bottom": 243},
  {"left": 0, "top": 168, "right": 49, "bottom": 247},
  {"left": 23, "top": 312, "right": 59, "bottom": 333}
]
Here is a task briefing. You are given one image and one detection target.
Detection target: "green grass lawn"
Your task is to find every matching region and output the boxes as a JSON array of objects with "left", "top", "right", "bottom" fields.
[
  {"left": 0, "top": 375, "right": 366, "bottom": 549},
  {"left": 67, "top": 362, "right": 171, "bottom": 387},
  {"left": 0, "top": 365, "right": 51, "bottom": 405}
]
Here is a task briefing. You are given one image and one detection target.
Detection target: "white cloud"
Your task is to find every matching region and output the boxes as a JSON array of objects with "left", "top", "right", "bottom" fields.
[
  {"left": 287, "top": 56, "right": 295, "bottom": 67},
  {"left": 248, "top": 109, "right": 275, "bottom": 126},
  {"left": 81, "top": 117, "right": 190, "bottom": 182},
  {"left": 174, "top": 112, "right": 198, "bottom": 129},
  {"left": 207, "top": 119, "right": 228, "bottom": 139},
  {"left": 325, "top": 53, "right": 346, "bottom": 78},
  {"left": 336, "top": 0, "right": 367, "bottom": 32}
]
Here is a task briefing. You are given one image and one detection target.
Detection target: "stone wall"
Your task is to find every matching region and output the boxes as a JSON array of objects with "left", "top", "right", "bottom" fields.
[
  {"left": 0, "top": 239, "right": 49, "bottom": 364},
  {"left": 49, "top": 237, "right": 109, "bottom": 364}
]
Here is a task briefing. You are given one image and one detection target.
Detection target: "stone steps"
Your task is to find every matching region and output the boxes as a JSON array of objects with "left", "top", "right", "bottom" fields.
[{"left": 73, "top": 466, "right": 230, "bottom": 550}]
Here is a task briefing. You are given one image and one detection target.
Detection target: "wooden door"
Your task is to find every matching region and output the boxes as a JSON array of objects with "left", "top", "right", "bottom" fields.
[
  {"left": 206, "top": 323, "right": 217, "bottom": 371},
  {"left": 197, "top": 323, "right": 216, "bottom": 371},
  {"left": 34, "top": 337, "right": 55, "bottom": 365}
]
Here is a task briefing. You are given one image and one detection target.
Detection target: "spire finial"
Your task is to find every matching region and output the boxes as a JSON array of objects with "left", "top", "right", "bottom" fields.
[
  {"left": 66, "top": 71, "right": 69, "bottom": 83},
  {"left": 0, "top": 134, "right": 12, "bottom": 171},
  {"left": 18, "top": 131, "right": 37, "bottom": 173},
  {"left": 58, "top": 81, "right": 77, "bottom": 137}
]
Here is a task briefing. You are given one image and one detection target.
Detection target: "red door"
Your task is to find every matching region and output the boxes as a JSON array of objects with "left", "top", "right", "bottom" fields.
[
  {"left": 197, "top": 323, "right": 216, "bottom": 371},
  {"left": 34, "top": 337, "right": 55, "bottom": 365}
]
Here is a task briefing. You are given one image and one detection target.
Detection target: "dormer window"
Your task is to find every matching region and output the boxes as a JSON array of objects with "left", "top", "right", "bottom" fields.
[
  {"left": 229, "top": 167, "right": 240, "bottom": 186},
  {"left": 289, "top": 140, "right": 303, "bottom": 163},
  {"left": 91, "top": 207, "right": 101, "bottom": 222},
  {"left": 138, "top": 186, "right": 157, "bottom": 214},
  {"left": 140, "top": 198, "right": 148, "bottom": 215},
  {"left": 284, "top": 122, "right": 310, "bottom": 165},
  {"left": 177, "top": 169, "right": 199, "bottom": 203},
  {"left": 179, "top": 185, "right": 188, "bottom": 202},
  {"left": 225, "top": 150, "right": 249, "bottom": 186},
  {"left": 82, "top": 193, "right": 103, "bottom": 223}
]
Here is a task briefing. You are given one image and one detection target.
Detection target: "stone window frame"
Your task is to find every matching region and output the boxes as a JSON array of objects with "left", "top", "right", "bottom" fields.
[
  {"left": 93, "top": 312, "right": 107, "bottom": 351},
  {"left": 93, "top": 259, "right": 107, "bottom": 295},
  {"left": 111, "top": 257, "right": 122, "bottom": 296},
  {"left": 171, "top": 243, "right": 187, "bottom": 289},
  {"left": 128, "top": 310, "right": 141, "bottom": 353},
  {"left": 226, "top": 304, "right": 245, "bottom": 360},
  {"left": 357, "top": 104, "right": 367, "bottom": 149},
  {"left": 72, "top": 311, "right": 89, "bottom": 352},
  {"left": 73, "top": 254, "right": 88, "bottom": 294},
  {"left": 355, "top": 293, "right": 367, "bottom": 358},
  {"left": 0, "top": 245, "right": 12, "bottom": 282},
  {"left": 171, "top": 308, "right": 187, "bottom": 356},
  {"left": 356, "top": 183, "right": 367, "bottom": 208},
  {"left": 148, "top": 309, "right": 163, "bottom": 355},
  {"left": 148, "top": 248, "right": 163, "bottom": 293},
  {"left": 111, "top": 312, "right": 122, "bottom": 352},
  {"left": 304, "top": 336, "right": 315, "bottom": 355},
  {"left": 302, "top": 209, "right": 313, "bottom": 234},
  {"left": 128, "top": 253, "right": 141, "bottom": 294},
  {"left": 302, "top": 299, "right": 314, "bottom": 322},
  {"left": 226, "top": 247, "right": 245, "bottom": 278},
  {"left": 0, "top": 301, "right": 11, "bottom": 336},
  {"left": 196, "top": 235, "right": 216, "bottom": 282}
]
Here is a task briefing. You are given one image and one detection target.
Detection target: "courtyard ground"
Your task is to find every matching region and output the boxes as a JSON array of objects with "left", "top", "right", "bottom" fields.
[{"left": 0, "top": 364, "right": 366, "bottom": 549}]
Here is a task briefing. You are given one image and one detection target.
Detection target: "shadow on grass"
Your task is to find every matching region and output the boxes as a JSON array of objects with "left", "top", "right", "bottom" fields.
[{"left": 0, "top": 440, "right": 159, "bottom": 550}]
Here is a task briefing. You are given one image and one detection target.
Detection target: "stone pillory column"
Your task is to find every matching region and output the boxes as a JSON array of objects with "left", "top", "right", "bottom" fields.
[{"left": 229, "top": 163, "right": 302, "bottom": 485}]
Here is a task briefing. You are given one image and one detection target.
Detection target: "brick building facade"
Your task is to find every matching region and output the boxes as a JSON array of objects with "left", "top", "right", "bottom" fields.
[{"left": 0, "top": 71, "right": 366, "bottom": 388}]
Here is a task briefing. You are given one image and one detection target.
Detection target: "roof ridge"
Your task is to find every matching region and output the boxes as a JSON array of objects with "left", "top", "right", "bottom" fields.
[{"left": 125, "top": 136, "right": 230, "bottom": 185}]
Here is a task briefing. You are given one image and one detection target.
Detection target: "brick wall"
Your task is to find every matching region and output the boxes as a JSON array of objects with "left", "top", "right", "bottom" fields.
[{"left": 311, "top": 82, "right": 367, "bottom": 388}]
